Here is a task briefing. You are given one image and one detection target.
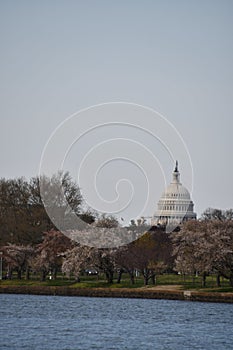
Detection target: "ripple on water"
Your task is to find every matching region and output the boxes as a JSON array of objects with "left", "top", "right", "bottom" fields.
[{"left": 0, "top": 294, "right": 233, "bottom": 350}]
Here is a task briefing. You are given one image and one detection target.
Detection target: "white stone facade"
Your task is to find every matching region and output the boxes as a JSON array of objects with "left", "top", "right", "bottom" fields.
[{"left": 151, "top": 162, "right": 196, "bottom": 225}]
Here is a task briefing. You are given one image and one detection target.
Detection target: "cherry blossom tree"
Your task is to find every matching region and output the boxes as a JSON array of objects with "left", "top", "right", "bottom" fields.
[
  {"left": 89, "top": 248, "right": 116, "bottom": 284},
  {"left": 33, "top": 229, "right": 73, "bottom": 281},
  {"left": 61, "top": 245, "right": 93, "bottom": 281},
  {"left": 209, "top": 220, "right": 233, "bottom": 286},
  {"left": 172, "top": 218, "right": 233, "bottom": 287},
  {"left": 2, "top": 244, "right": 35, "bottom": 279},
  {"left": 171, "top": 221, "right": 213, "bottom": 286}
]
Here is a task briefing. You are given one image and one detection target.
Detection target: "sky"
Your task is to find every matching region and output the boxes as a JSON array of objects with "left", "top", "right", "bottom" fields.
[{"left": 0, "top": 0, "right": 233, "bottom": 223}]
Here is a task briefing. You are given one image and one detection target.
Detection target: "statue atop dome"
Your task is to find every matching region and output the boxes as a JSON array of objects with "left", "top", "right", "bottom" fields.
[{"left": 172, "top": 160, "right": 181, "bottom": 184}]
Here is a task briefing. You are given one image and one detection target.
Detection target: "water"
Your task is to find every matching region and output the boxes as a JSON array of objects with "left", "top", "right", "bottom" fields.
[{"left": 0, "top": 294, "right": 232, "bottom": 350}]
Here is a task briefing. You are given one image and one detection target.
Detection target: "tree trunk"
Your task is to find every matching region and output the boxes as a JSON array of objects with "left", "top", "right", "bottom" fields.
[
  {"left": 143, "top": 269, "right": 150, "bottom": 285},
  {"left": 7, "top": 268, "right": 12, "bottom": 280},
  {"left": 151, "top": 274, "right": 156, "bottom": 285},
  {"left": 17, "top": 269, "right": 22, "bottom": 280},
  {"left": 40, "top": 270, "right": 46, "bottom": 282},
  {"left": 52, "top": 268, "right": 57, "bottom": 280},
  {"left": 201, "top": 272, "right": 207, "bottom": 288},
  {"left": 216, "top": 273, "right": 221, "bottom": 287},
  {"left": 117, "top": 269, "right": 123, "bottom": 284},
  {"left": 192, "top": 273, "right": 195, "bottom": 285},
  {"left": 25, "top": 267, "right": 30, "bottom": 280},
  {"left": 106, "top": 270, "right": 114, "bottom": 284},
  {"left": 143, "top": 272, "right": 149, "bottom": 285},
  {"left": 129, "top": 271, "right": 135, "bottom": 285},
  {"left": 229, "top": 274, "right": 233, "bottom": 287}
]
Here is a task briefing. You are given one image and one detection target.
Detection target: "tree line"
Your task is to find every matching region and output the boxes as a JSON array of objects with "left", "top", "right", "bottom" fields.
[
  {"left": 1, "top": 227, "right": 172, "bottom": 285},
  {"left": 0, "top": 174, "right": 233, "bottom": 286},
  {"left": 172, "top": 209, "right": 233, "bottom": 287},
  {"left": 0, "top": 172, "right": 95, "bottom": 246}
]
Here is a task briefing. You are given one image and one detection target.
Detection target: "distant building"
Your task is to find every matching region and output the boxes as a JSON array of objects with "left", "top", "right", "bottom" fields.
[{"left": 151, "top": 161, "right": 196, "bottom": 226}]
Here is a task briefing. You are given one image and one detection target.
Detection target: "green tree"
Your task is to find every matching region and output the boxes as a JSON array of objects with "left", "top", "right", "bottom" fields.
[{"left": 127, "top": 229, "right": 172, "bottom": 285}]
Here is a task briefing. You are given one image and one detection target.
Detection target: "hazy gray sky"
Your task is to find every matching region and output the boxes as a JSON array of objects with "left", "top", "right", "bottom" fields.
[{"left": 0, "top": 0, "right": 232, "bottom": 222}]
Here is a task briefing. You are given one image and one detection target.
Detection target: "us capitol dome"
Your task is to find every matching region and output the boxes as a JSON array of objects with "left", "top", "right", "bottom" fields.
[{"left": 151, "top": 161, "right": 196, "bottom": 226}]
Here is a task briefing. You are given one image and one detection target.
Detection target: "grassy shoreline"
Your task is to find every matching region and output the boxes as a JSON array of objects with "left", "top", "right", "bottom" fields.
[
  {"left": 1, "top": 273, "right": 233, "bottom": 303},
  {"left": 1, "top": 280, "right": 233, "bottom": 303}
]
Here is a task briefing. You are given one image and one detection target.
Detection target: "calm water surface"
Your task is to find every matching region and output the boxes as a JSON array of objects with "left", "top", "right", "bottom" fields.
[{"left": 0, "top": 294, "right": 232, "bottom": 350}]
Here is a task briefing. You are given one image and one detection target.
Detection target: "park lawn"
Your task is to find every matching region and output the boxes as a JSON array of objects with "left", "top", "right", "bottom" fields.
[{"left": 0, "top": 273, "right": 232, "bottom": 291}]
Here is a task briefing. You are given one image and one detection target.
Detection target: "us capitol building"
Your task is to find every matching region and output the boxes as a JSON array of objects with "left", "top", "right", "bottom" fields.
[{"left": 151, "top": 161, "right": 196, "bottom": 226}]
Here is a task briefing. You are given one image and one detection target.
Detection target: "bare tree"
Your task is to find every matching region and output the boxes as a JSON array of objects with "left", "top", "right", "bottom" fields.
[
  {"left": 0, "top": 172, "right": 84, "bottom": 246},
  {"left": 201, "top": 208, "right": 233, "bottom": 221},
  {"left": 94, "top": 214, "right": 119, "bottom": 228}
]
